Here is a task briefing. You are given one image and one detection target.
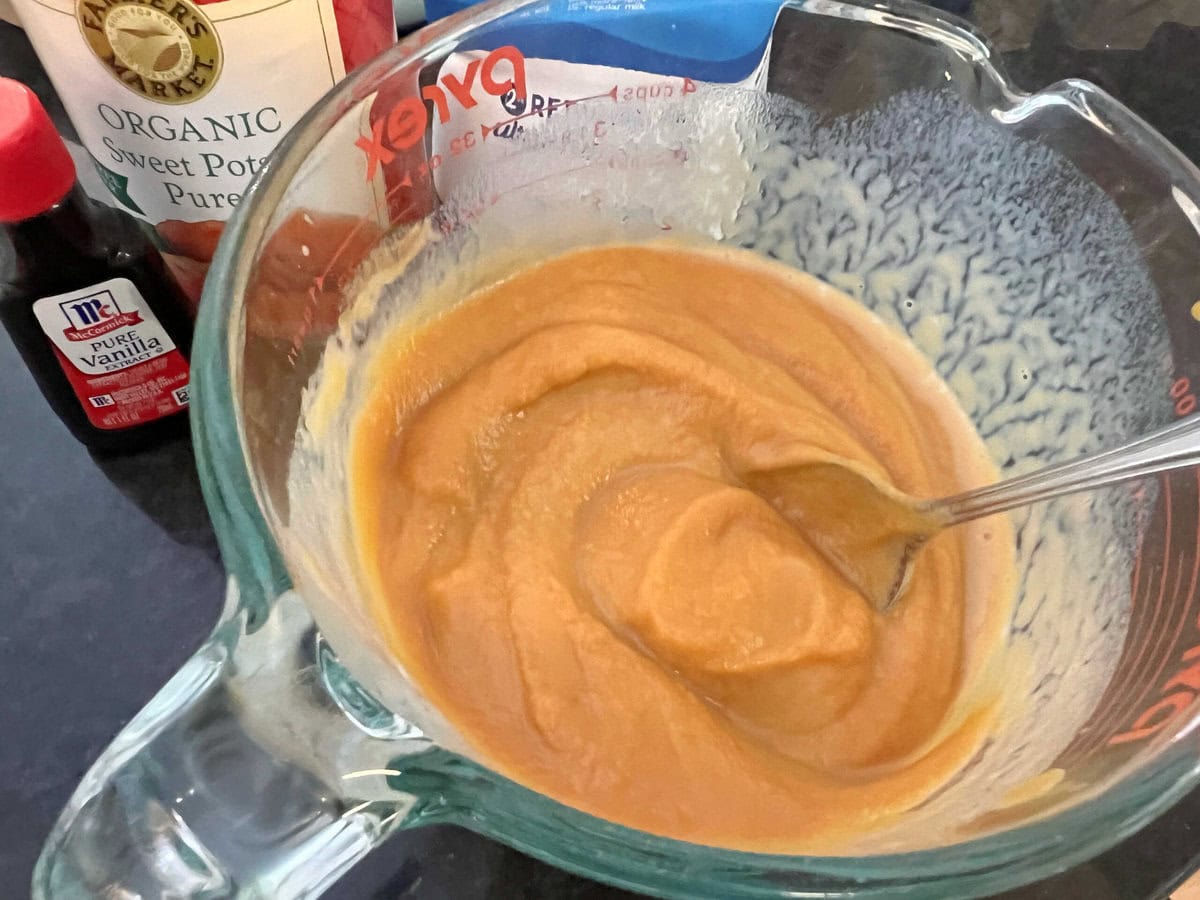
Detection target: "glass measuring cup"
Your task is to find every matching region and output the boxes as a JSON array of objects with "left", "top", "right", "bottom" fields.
[{"left": 32, "top": 0, "right": 1200, "bottom": 896}]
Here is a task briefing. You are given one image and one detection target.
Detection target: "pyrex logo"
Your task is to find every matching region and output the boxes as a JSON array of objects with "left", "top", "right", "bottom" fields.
[
  {"left": 356, "top": 45, "right": 527, "bottom": 180},
  {"left": 60, "top": 291, "right": 117, "bottom": 330}
]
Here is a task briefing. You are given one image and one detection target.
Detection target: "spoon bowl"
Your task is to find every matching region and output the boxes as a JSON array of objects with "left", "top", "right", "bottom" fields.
[
  {"left": 775, "top": 413, "right": 1200, "bottom": 612},
  {"left": 747, "top": 463, "right": 948, "bottom": 612}
]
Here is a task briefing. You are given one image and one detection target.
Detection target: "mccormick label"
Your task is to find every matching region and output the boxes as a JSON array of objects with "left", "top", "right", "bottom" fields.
[{"left": 32, "top": 277, "right": 190, "bottom": 429}]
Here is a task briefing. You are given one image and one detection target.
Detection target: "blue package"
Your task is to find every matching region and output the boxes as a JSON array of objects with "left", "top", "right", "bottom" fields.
[{"left": 422, "top": 0, "right": 782, "bottom": 84}]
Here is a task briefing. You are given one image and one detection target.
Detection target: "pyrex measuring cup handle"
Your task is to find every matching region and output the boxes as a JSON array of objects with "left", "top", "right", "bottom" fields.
[{"left": 31, "top": 581, "right": 433, "bottom": 900}]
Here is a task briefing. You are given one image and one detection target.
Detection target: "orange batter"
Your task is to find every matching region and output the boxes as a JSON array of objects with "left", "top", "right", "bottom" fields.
[{"left": 349, "top": 242, "right": 1012, "bottom": 850}]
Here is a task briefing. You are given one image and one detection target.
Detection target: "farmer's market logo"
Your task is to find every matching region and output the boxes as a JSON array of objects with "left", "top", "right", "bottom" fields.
[{"left": 76, "top": 0, "right": 222, "bottom": 104}]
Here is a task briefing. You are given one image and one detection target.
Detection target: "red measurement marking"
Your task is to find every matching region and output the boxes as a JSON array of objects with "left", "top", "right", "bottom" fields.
[
  {"left": 1172, "top": 376, "right": 1197, "bottom": 416},
  {"left": 1109, "top": 677, "right": 1197, "bottom": 745},
  {"left": 1138, "top": 469, "right": 1200, "bottom": 716},
  {"left": 1105, "top": 376, "right": 1200, "bottom": 746},
  {"left": 449, "top": 128, "right": 477, "bottom": 156}
]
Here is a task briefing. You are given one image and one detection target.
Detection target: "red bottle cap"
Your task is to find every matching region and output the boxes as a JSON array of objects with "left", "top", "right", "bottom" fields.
[{"left": 0, "top": 78, "right": 77, "bottom": 224}]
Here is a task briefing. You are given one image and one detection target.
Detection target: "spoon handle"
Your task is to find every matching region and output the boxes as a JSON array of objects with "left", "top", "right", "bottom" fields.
[{"left": 935, "top": 414, "right": 1200, "bottom": 524}]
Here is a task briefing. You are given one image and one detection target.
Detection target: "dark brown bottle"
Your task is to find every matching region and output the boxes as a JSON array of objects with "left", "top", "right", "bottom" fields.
[{"left": 0, "top": 77, "right": 193, "bottom": 454}]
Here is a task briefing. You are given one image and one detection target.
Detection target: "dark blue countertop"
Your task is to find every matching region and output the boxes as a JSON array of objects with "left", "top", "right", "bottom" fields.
[{"left": 5, "top": 2, "right": 1200, "bottom": 897}]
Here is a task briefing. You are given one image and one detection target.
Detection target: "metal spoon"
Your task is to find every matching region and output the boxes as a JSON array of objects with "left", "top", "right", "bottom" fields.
[{"left": 746, "top": 413, "right": 1200, "bottom": 613}]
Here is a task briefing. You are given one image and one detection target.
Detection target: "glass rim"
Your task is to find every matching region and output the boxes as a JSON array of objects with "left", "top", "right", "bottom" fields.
[{"left": 191, "top": 0, "right": 1200, "bottom": 893}]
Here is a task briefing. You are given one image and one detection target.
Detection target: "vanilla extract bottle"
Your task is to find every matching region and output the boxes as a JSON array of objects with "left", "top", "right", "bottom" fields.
[{"left": 0, "top": 77, "right": 193, "bottom": 453}]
